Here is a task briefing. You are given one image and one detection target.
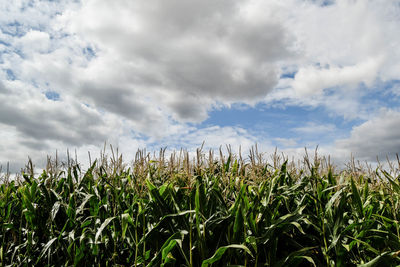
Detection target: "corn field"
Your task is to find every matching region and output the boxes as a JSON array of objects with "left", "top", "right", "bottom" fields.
[{"left": 1, "top": 147, "right": 400, "bottom": 266}]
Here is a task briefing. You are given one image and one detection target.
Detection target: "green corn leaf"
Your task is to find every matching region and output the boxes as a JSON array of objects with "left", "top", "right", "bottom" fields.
[
  {"left": 363, "top": 181, "right": 369, "bottom": 202},
  {"left": 37, "top": 237, "right": 57, "bottom": 262},
  {"left": 290, "top": 221, "right": 306, "bottom": 235},
  {"left": 357, "top": 251, "right": 396, "bottom": 267},
  {"left": 325, "top": 187, "right": 346, "bottom": 216},
  {"left": 327, "top": 168, "right": 336, "bottom": 185},
  {"left": 147, "top": 232, "right": 187, "bottom": 267},
  {"left": 346, "top": 235, "right": 379, "bottom": 255},
  {"left": 76, "top": 193, "right": 94, "bottom": 215},
  {"left": 140, "top": 210, "right": 195, "bottom": 243},
  {"left": 121, "top": 213, "right": 133, "bottom": 240},
  {"left": 146, "top": 179, "right": 170, "bottom": 214},
  {"left": 22, "top": 173, "right": 32, "bottom": 185},
  {"left": 383, "top": 171, "right": 400, "bottom": 194},
  {"left": 273, "top": 246, "right": 317, "bottom": 267},
  {"left": 225, "top": 155, "right": 231, "bottom": 173},
  {"left": 232, "top": 159, "right": 238, "bottom": 174},
  {"left": 51, "top": 201, "right": 61, "bottom": 221},
  {"left": 39, "top": 183, "right": 51, "bottom": 206},
  {"left": 74, "top": 245, "right": 85, "bottom": 265},
  {"left": 195, "top": 181, "right": 201, "bottom": 217},
  {"left": 350, "top": 178, "right": 363, "bottom": 217},
  {"left": 195, "top": 182, "right": 203, "bottom": 248},
  {"left": 201, "top": 244, "right": 253, "bottom": 267},
  {"left": 95, "top": 217, "right": 115, "bottom": 244},
  {"left": 67, "top": 194, "right": 76, "bottom": 220},
  {"left": 161, "top": 239, "right": 177, "bottom": 266},
  {"left": 233, "top": 202, "right": 244, "bottom": 242},
  {"left": 80, "top": 218, "right": 93, "bottom": 229}
]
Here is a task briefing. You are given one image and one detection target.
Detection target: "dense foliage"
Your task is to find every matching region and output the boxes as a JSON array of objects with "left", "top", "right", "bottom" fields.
[{"left": 1, "top": 148, "right": 400, "bottom": 266}]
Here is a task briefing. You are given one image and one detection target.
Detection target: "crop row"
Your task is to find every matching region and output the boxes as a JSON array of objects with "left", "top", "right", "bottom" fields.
[{"left": 1, "top": 148, "right": 400, "bottom": 266}]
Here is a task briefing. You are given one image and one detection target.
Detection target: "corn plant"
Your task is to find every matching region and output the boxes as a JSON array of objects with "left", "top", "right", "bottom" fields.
[{"left": 1, "top": 148, "right": 400, "bottom": 266}]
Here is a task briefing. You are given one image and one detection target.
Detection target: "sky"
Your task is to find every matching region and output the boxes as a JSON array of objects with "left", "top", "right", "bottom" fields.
[{"left": 1, "top": 0, "right": 400, "bottom": 172}]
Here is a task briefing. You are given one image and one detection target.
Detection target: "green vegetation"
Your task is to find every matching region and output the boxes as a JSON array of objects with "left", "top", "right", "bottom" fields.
[{"left": 1, "top": 147, "right": 400, "bottom": 266}]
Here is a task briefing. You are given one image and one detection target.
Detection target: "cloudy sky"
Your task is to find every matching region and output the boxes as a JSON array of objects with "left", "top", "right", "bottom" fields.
[{"left": 1, "top": 0, "right": 400, "bottom": 171}]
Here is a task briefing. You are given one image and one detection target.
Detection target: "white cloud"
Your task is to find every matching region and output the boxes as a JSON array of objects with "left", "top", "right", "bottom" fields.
[
  {"left": 292, "top": 57, "right": 383, "bottom": 96},
  {"left": 274, "top": 137, "right": 298, "bottom": 148},
  {"left": 266, "top": 0, "right": 400, "bottom": 119},
  {"left": 0, "top": 80, "right": 119, "bottom": 146},
  {"left": 1, "top": 0, "right": 400, "bottom": 172},
  {"left": 15, "top": 30, "right": 51, "bottom": 55},
  {"left": 289, "top": 0, "right": 389, "bottom": 66},
  {"left": 55, "top": 0, "right": 290, "bottom": 122},
  {"left": 294, "top": 122, "right": 336, "bottom": 134},
  {"left": 336, "top": 109, "right": 400, "bottom": 160}
]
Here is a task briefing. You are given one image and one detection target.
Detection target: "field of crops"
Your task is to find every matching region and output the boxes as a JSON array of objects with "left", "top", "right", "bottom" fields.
[{"left": 1, "top": 147, "right": 400, "bottom": 266}]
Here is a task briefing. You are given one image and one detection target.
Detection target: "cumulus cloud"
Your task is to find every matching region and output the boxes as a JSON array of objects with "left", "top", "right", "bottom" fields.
[
  {"left": 2, "top": 0, "right": 400, "bottom": 172},
  {"left": 0, "top": 81, "right": 117, "bottom": 148},
  {"left": 267, "top": 0, "right": 400, "bottom": 120},
  {"left": 56, "top": 0, "right": 290, "bottom": 122},
  {"left": 294, "top": 122, "right": 336, "bottom": 135},
  {"left": 336, "top": 109, "right": 400, "bottom": 160},
  {"left": 292, "top": 57, "right": 383, "bottom": 96},
  {"left": 0, "top": 81, "right": 7, "bottom": 93},
  {"left": 15, "top": 30, "right": 51, "bottom": 55},
  {"left": 290, "top": 0, "right": 392, "bottom": 66},
  {"left": 274, "top": 137, "right": 298, "bottom": 148},
  {"left": 168, "top": 126, "right": 262, "bottom": 151}
]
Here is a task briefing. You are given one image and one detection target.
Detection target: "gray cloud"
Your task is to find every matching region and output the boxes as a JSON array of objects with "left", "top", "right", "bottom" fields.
[
  {"left": 162, "top": 49, "right": 278, "bottom": 101},
  {"left": 336, "top": 109, "right": 400, "bottom": 160},
  {"left": 0, "top": 84, "right": 110, "bottom": 149},
  {"left": 80, "top": 84, "right": 147, "bottom": 120},
  {"left": 61, "top": 0, "right": 291, "bottom": 122},
  {"left": 0, "top": 81, "right": 7, "bottom": 93},
  {"left": 3, "top": 0, "right": 400, "bottom": 172},
  {"left": 228, "top": 22, "right": 290, "bottom": 62},
  {"left": 165, "top": 95, "right": 210, "bottom": 122},
  {"left": 1, "top": 0, "right": 292, "bottom": 142}
]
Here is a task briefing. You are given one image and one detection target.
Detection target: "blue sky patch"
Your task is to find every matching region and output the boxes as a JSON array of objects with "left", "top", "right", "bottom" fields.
[
  {"left": 201, "top": 104, "right": 357, "bottom": 147},
  {"left": 5, "top": 69, "right": 16, "bottom": 80},
  {"left": 83, "top": 46, "right": 96, "bottom": 60},
  {"left": 280, "top": 71, "right": 297, "bottom": 79},
  {"left": 2, "top": 22, "right": 26, "bottom": 37},
  {"left": 45, "top": 91, "right": 60, "bottom": 101}
]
